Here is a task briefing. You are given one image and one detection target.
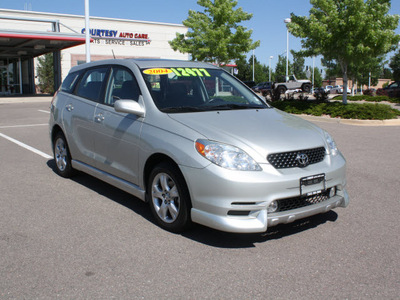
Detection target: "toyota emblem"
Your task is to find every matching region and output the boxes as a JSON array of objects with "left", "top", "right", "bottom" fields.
[{"left": 296, "top": 153, "right": 309, "bottom": 167}]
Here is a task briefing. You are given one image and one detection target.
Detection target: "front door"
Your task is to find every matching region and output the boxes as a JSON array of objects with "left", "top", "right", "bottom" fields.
[{"left": 92, "top": 66, "right": 144, "bottom": 185}]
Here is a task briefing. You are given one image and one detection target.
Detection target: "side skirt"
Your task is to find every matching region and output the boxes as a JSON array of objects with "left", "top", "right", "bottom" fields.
[{"left": 71, "top": 160, "right": 146, "bottom": 201}]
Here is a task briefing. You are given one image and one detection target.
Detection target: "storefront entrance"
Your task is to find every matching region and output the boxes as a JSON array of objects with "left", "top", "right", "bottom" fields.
[
  {"left": 1, "top": 13, "right": 87, "bottom": 96},
  {"left": 0, "top": 59, "right": 21, "bottom": 95}
]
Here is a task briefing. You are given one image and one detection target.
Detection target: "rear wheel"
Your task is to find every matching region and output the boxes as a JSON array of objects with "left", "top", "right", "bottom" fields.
[
  {"left": 147, "top": 162, "right": 191, "bottom": 232},
  {"left": 302, "top": 84, "right": 311, "bottom": 93},
  {"left": 53, "top": 132, "right": 74, "bottom": 178}
]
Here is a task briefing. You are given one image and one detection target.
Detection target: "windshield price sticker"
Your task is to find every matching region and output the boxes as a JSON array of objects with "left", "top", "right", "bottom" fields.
[
  {"left": 143, "top": 68, "right": 173, "bottom": 75},
  {"left": 170, "top": 68, "right": 211, "bottom": 77}
]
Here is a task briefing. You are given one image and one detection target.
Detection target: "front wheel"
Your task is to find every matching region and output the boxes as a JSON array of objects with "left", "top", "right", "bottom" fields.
[
  {"left": 277, "top": 86, "right": 286, "bottom": 94},
  {"left": 147, "top": 162, "right": 191, "bottom": 232}
]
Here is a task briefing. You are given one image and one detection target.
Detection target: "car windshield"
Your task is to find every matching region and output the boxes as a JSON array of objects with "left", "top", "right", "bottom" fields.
[{"left": 141, "top": 67, "right": 269, "bottom": 113}]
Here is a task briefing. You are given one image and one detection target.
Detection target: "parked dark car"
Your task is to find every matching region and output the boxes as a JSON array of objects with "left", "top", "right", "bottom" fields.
[
  {"left": 314, "top": 87, "right": 329, "bottom": 101},
  {"left": 376, "top": 81, "right": 400, "bottom": 98},
  {"left": 251, "top": 82, "right": 266, "bottom": 92},
  {"left": 313, "top": 87, "right": 325, "bottom": 95},
  {"left": 252, "top": 81, "right": 273, "bottom": 96},
  {"left": 243, "top": 80, "right": 256, "bottom": 88}
]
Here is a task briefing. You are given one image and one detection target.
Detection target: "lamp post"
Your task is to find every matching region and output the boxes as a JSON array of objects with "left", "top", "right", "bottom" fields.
[
  {"left": 312, "top": 56, "right": 315, "bottom": 93},
  {"left": 269, "top": 56, "right": 273, "bottom": 82},
  {"left": 85, "top": 0, "right": 91, "bottom": 63},
  {"left": 284, "top": 18, "right": 291, "bottom": 80},
  {"left": 252, "top": 49, "right": 255, "bottom": 82}
]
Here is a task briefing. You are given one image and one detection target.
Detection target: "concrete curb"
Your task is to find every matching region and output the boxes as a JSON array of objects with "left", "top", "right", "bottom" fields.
[
  {"left": 298, "top": 114, "right": 400, "bottom": 127},
  {"left": 0, "top": 96, "right": 53, "bottom": 104}
]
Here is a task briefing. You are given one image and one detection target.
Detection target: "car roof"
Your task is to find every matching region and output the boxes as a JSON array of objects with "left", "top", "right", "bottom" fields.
[{"left": 69, "top": 58, "right": 218, "bottom": 73}]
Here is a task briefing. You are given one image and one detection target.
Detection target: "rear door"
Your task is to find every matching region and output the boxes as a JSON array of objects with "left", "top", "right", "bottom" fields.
[
  {"left": 62, "top": 66, "right": 109, "bottom": 166},
  {"left": 92, "top": 65, "right": 144, "bottom": 185}
]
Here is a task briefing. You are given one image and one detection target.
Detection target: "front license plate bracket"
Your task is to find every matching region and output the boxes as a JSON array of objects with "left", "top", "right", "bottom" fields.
[{"left": 300, "top": 173, "right": 326, "bottom": 197}]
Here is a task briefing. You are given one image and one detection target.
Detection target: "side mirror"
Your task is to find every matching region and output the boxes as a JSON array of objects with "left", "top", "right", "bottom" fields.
[{"left": 114, "top": 99, "right": 145, "bottom": 117}]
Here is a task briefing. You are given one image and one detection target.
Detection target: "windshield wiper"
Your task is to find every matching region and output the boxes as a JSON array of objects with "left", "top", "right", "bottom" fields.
[
  {"left": 206, "top": 103, "right": 266, "bottom": 110},
  {"left": 161, "top": 106, "right": 206, "bottom": 113}
]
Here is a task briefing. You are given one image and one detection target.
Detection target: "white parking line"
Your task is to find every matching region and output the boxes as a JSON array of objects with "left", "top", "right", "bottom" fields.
[
  {"left": 0, "top": 123, "right": 48, "bottom": 129},
  {"left": 0, "top": 132, "right": 52, "bottom": 159},
  {"left": 38, "top": 110, "right": 50, "bottom": 114}
]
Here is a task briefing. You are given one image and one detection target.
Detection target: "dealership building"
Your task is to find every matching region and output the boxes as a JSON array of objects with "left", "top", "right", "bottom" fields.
[{"left": 0, "top": 9, "right": 188, "bottom": 96}]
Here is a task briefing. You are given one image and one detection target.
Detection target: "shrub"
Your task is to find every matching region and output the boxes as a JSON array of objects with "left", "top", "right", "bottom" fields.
[
  {"left": 271, "top": 100, "right": 400, "bottom": 120},
  {"left": 376, "top": 88, "right": 388, "bottom": 96},
  {"left": 363, "top": 89, "right": 375, "bottom": 96},
  {"left": 334, "top": 94, "right": 400, "bottom": 104}
]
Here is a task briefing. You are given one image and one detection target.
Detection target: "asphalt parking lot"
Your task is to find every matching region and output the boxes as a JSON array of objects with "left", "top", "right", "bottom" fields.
[{"left": 1, "top": 98, "right": 399, "bottom": 299}]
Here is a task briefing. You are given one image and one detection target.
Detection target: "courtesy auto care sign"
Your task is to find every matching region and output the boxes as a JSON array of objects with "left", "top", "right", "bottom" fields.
[{"left": 81, "top": 28, "right": 151, "bottom": 46}]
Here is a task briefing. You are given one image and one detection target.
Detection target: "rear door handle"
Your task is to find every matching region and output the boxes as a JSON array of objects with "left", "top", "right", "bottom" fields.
[{"left": 66, "top": 104, "right": 74, "bottom": 112}]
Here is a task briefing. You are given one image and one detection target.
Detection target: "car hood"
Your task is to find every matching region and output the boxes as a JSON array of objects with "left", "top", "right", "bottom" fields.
[{"left": 168, "top": 108, "right": 326, "bottom": 162}]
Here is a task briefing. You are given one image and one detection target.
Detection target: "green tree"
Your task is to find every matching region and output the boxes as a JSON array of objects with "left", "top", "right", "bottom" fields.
[
  {"left": 235, "top": 55, "right": 270, "bottom": 83},
  {"left": 312, "top": 67, "right": 323, "bottom": 87},
  {"left": 291, "top": 50, "right": 306, "bottom": 79},
  {"left": 36, "top": 53, "right": 54, "bottom": 94},
  {"left": 169, "top": 0, "right": 260, "bottom": 64},
  {"left": 235, "top": 56, "right": 252, "bottom": 81},
  {"left": 251, "top": 55, "right": 269, "bottom": 83},
  {"left": 349, "top": 56, "right": 385, "bottom": 88},
  {"left": 288, "top": 0, "right": 400, "bottom": 104},
  {"left": 275, "top": 55, "right": 291, "bottom": 81},
  {"left": 321, "top": 57, "right": 341, "bottom": 80},
  {"left": 389, "top": 50, "right": 400, "bottom": 81},
  {"left": 381, "top": 67, "right": 393, "bottom": 80}
]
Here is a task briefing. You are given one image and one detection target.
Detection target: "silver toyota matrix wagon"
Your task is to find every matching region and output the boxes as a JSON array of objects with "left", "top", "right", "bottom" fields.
[{"left": 49, "top": 59, "right": 349, "bottom": 233}]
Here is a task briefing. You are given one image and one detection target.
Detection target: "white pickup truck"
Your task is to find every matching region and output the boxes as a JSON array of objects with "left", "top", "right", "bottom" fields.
[{"left": 273, "top": 75, "right": 312, "bottom": 94}]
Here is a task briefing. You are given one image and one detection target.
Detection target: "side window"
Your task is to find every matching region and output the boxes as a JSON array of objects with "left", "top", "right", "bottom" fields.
[
  {"left": 60, "top": 71, "right": 81, "bottom": 94},
  {"left": 76, "top": 67, "right": 109, "bottom": 102},
  {"left": 104, "top": 67, "right": 141, "bottom": 106}
]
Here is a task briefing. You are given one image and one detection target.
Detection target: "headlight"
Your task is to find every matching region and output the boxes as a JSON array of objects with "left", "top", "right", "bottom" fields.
[
  {"left": 324, "top": 132, "right": 338, "bottom": 156},
  {"left": 195, "top": 139, "right": 262, "bottom": 171}
]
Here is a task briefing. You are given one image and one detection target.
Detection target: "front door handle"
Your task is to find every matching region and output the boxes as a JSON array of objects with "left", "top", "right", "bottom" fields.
[{"left": 95, "top": 113, "right": 105, "bottom": 123}]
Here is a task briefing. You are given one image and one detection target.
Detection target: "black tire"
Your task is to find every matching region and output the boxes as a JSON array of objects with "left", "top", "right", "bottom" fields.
[
  {"left": 277, "top": 86, "right": 286, "bottom": 94},
  {"left": 262, "top": 90, "right": 272, "bottom": 97},
  {"left": 302, "top": 84, "right": 311, "bottom": 93},
  {"left": 53, "top": 132, "right": 74, "bottom": 178},
  {"left": 147, "top": 162, "right": 191, "bottom": 233}
]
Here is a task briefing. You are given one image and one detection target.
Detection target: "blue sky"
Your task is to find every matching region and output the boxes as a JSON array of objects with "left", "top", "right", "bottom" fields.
[{"left": 2, "top": 0, "right": 400, "bottom": 73}]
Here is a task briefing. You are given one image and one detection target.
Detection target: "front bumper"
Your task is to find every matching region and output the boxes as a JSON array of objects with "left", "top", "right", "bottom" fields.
[
  {"left": 181, "top": 153, "right": 349, "bottom": 233},
  {"left": 191, "top": 192, "right": 348, "bottom": 233}
]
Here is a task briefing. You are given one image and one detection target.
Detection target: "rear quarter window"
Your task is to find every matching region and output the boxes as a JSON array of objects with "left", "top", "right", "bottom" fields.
[
  {"left": 76, "top": 67, "right": 109, "bottom": 102},
  {"left": 60, "top": 71, "right": 81, "bottom": 94}
]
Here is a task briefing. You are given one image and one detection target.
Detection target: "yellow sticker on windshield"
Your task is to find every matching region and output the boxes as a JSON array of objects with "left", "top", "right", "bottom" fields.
[
  {"left": 170, "top": 68, "right": 211, "bottom": 77},
  {"left": 143, "top": 68, "right": 173, "bottom": 75}
]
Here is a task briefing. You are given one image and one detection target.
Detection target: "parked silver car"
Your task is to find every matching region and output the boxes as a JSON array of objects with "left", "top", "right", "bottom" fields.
[{"left": 49, "top": 59, "right": 349, "bottom": 233}]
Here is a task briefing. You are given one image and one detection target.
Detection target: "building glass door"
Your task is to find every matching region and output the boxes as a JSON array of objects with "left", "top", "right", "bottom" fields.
[{"left": 0, "top": 59, "right": 22, "bottom": 95}]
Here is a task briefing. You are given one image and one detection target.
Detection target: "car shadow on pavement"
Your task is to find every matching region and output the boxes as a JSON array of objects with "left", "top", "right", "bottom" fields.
[
  {"left": 47, "top": 159, "right": 339, "bottom": 249},
  {"left": 182, "top": 211, "right": 338, "bottom": 248},
  {"left": 46, "top": 160, "right": 155, "bottom": 224}
]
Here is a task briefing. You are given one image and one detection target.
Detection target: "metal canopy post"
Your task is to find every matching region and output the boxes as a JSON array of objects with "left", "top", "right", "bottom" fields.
[{"left": 53, "top": 50, "right": 62, "bottom": 92}]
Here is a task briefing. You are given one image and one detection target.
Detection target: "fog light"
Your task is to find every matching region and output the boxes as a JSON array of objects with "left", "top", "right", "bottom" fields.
[
  {"left": 329, "top": 187, "right": 336, "bottom": 198},
  {"left": 267, "top": 200, "right": 278, "bottom": 213}
]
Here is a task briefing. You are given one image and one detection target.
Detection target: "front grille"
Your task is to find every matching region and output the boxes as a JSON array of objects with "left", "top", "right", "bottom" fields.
[
  {"left": 274, "top": 190, "right": 329, "bottom": 212},
  {"left": 267, "top": 147, "right": 326, "bottom": 169}
]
